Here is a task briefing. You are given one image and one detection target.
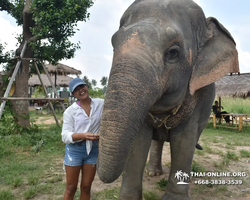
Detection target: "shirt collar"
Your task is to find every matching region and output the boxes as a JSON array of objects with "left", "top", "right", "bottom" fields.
[{"left": 72, "top": 99, "right": 93, "bottom": 110}]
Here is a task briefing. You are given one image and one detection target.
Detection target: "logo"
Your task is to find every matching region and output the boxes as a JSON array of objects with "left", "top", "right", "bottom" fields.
[{"left": 175, "top": 170, "right": 189, "bottom": 184}]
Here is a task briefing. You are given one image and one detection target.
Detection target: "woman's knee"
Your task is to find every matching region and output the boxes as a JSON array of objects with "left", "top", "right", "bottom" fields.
[
  {"left": 65, "top": 185, "right": 78, "bottom": 195},
  {"left": 80, "top": 184, "right": 91, "bottom": 194}
]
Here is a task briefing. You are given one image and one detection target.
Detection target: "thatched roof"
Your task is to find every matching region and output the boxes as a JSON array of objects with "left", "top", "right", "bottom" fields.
[
  {"left": 28, "top": 74, "right": 73, "bottom": 87},
  {"left": 215, "top": 73, "right": 250, "bottom": 97},
  {"left": 45, "top": 63, "right": 81, "bottom": 75}
]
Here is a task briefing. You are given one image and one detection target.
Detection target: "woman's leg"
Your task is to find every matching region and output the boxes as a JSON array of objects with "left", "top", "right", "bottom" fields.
[
  {"left": 79, "top": 164, "right": 96, "bottom": 200},
  {"left": 63, "top": 165, "right": 82, "bottom": 200}
]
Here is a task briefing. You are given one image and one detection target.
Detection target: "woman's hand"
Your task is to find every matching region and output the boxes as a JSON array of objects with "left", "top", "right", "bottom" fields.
[
  {"left": 84, "top": 132, "right": 99, "bottom": 141},
  {"left": 72, "top": 132, "right": 99, "bottom": 141}
]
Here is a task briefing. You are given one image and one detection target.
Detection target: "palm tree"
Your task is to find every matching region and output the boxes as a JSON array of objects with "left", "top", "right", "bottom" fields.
[
  {"left": 83, "top": 76, "right": 92, "bottom": 90},
  {"left": 100, "top": 76, "right": 108, "bottom": 87},
  {"left": 182, "top": 172, "right": 189, "bottom": 182},
  {"left": 100, "top": 76, "right": 108, "bottom": 95},
  {"left": 174, "top": 170, "right": 183, "bottom": 181},
  {"left": 91, "top": 79, "right": 97, "bottom": 87}
]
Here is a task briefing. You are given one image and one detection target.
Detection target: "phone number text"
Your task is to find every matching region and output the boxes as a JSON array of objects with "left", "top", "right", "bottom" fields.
[{"left": 194, "top": 180, "right": 243, "bottom": 185}]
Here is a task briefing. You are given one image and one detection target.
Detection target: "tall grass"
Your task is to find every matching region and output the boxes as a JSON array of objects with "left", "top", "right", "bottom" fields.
[{"left": 215, "top": 97, "right": 250, "bottom": 115}]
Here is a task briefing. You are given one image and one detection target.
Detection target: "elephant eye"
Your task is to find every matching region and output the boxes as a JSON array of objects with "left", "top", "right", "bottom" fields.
[{"left": 164, "top": 46, "right": 180, "bottom": 64}]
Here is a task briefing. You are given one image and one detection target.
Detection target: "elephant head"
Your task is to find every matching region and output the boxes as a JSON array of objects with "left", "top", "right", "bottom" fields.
[{"left": 97, "top": 0, "right": 238, "bottom": 183}]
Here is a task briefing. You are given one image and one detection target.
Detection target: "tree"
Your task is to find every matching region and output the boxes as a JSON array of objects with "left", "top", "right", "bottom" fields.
[
  {"left": 82, "top": 76, "right": 92, "bottom": 90},
  {"left": 0, "top": 0, "right": 94, "bottom": 127},
  {"left": 100, "top": 76, "right": 108, "bottom": 87},
  {"left": 91, "top": 79, "right": 97, "bottom": 87},
  {"left": 100, "top": 76, "right": 108, "bottom": 95},
  {"left": 0, "top": 42, "right": 12, "bottom": 63},
  {"left": 0, "top": 42, "right": 14, "bottom": 99}
]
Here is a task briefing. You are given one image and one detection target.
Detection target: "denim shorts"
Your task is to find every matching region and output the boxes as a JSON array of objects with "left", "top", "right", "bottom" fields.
[{"left": 64, "top": 141, "right": 98, "bottom": 166}]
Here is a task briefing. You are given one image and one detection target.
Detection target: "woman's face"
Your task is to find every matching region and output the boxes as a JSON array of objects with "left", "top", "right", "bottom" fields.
[{"left": 72, "top": 84, "right": 89, "bottom": 100}]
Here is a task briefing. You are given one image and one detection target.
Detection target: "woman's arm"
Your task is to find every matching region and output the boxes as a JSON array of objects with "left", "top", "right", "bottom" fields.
[
  {"left": 72, "top": 132, "right": 99, "bottom": 141},
  {"left": 62, "top": 109, "right": 99, "bottom": 143}
]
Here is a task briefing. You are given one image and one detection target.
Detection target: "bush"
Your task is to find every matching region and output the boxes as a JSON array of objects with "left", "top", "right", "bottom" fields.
[{"left": 0, "top": 190, "right": 16, "bottom": 200}]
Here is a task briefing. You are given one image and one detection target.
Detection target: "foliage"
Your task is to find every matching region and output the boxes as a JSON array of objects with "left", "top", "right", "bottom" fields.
[
  {"left": 83, "top": 75, "right": 92, "bottom": 90},
  {"left": 225, "top": 151, "right": 239, "bottom": 161},
  {"left": 0, "top": 112, "right": 39, "bottom": 137},
  {"left": 191, "top": 160, "right": 206, "bottom": 173},
  {"left": 0, "top": 0, "right": 94, "bottom": 128},
  {"left": 216, "top": 97, "right": 250, "bottom": 116},
  {"left": 100, "top": 76, "right": 108, "bottom": 86},
  {"left": 0, "top": 42, "right": 13, "bottom": 64},
  {"left": 33, "top": 86, "right": 45, "bottom": 97},
  {"left": 240, "top": 150, "right": 250, "bottom": 158},
  {"left": 156, "top": 178, "right": 168, "bottom": 190},
  {"left": 92, "top": 187, "right": 120, "bottom": 200},
  {"left": 82, "top": 75, "right": 108, "bottom": 96},
  {"left": 30, "top": 0, "right": 94, "bottom": 64},
  {"left": 0, "top": 190, "right": 15, "bottom": 200},
  {"left": 1, "top": 0, "right": 94, "bottom": 65},
  {"left": 100, "top": 76, "right": 108, "bottom": 95},
  {"left": 91, "top": 79, "right": 97, "bottom": 87},
  {"left": 0, "top": 1, "right": 14, "bottom": 12},
  {"left": 0, "top": 102, "right": 25, "bottom": 136},
  {"left": 89, "top": 87, "right": 104, "bottom": 98},
  {"left": 143, "top": 191, "right": 161, "bottom": 200}
]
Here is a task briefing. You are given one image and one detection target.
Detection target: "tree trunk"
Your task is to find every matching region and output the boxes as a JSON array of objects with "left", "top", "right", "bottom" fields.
[{"left": 12, "top": 0, "right": 33, "bottom": 127}]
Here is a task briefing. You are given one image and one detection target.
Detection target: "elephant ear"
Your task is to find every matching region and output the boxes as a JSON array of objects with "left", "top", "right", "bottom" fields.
[{"left": 189, "top": 17, "right": 239, "bottom": 95}]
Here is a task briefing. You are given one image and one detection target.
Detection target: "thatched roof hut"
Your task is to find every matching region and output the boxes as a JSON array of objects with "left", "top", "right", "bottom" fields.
[
  {"left": 45, "top": 63, "right": 81, "bottom": 75},
  {"left": 215, "top": 73, "right": 250, "bottom": 98},
  {"left": 28, "top": 74, "right": 73, "bottom": 87}
]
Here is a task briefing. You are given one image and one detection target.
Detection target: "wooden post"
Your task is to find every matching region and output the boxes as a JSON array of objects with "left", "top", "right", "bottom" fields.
[
  {"left": 0, "top": 41, "right": 27, "bottom": 120},
  {"left": 40, "top": 61, "right": 65, "bottom": 111},
  {"left": 218, "top": 96, "right": 221, "bottom": 112},
  {"left": 239, "top": 116, "right": 243, "bottom": 131},
  {"left": 34, "top": 61, "right": 60, "bottom": 127},
  {"left": 213, "top": 114, "right": 217, "bottom": 128}
]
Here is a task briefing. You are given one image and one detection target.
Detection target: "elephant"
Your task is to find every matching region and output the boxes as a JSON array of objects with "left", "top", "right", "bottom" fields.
[{"left": 97, "top": 0, "right": 239, "bottom": 199}]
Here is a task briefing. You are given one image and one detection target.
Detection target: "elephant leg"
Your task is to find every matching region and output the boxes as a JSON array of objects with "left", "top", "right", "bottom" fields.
[
  {"left": 146, "top": 139, "right": 164, "bottom": 176},
  {"left": 119, "top": 123, "right": 153, "bottom": 200},
  {"left": 163, "top": 123, "right": 198, "bottom": 200}
]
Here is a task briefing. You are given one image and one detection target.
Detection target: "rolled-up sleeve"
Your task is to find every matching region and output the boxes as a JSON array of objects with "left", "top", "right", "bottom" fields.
[{"left": 61, "top": 108, "right": 75, "bottom": 144}]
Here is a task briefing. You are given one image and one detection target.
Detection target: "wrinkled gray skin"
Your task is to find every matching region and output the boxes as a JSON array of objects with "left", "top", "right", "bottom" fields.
[{"left": 97, "top": 0, "right": 239, "bottom": 199}]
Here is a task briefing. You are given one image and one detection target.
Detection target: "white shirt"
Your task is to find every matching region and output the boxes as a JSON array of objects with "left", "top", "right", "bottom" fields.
[{"left": 61, "top": 98, "right": 104, "bottom": 154}]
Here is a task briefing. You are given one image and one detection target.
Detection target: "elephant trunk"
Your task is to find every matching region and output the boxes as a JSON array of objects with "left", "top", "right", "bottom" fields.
[{"left": 97, "top": 56, "right": 160, "bottom": 183}]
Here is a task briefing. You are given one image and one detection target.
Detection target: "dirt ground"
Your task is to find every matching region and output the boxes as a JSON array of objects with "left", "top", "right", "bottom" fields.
[{"left": 35, "top": 116, "right": 250, "bottom": 200}]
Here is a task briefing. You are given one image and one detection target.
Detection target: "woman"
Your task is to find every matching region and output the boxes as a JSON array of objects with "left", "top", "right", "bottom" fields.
[{"left": 61, "top": 78, "right": 104, "bottom": 200}]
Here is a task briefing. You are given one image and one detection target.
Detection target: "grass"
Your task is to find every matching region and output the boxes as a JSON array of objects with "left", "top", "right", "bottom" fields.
[
  {"left": 92, "top": 187, "right": 120, "bottom": 200},
  {"left": 220, "top": 97, "right": 250, "bottom": 116},
  {"left": 192, "top": 120, "right": 250, "bottom": 198},
  {"left": 0, "top": 98, "right": 250, "bottom": 199},
  {"left": 240, "top": 150, "right": 250, "bottom": 157},
  {"left": 143, "top": 191, "right": 161, "bottom": 200},
  {"left": 0, "top": 118, "right": 64, "bottom": 199},
  {"left": 156, "top": 178, "right": 168, "bottom": 190}
]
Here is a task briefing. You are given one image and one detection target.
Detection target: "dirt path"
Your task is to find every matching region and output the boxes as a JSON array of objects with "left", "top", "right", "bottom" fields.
[{"left": 35, "top": 116, "right": 250, "bottom": 200}]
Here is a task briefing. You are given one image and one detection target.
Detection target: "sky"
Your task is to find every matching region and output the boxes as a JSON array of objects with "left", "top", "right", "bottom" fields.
[{"left": 0, "top": 0, "right": 250, "bottom": 86}]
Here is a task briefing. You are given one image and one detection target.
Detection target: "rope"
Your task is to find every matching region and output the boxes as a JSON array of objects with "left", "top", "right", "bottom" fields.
[{"left": 148, "top": 104, "right": 182, "bottom": 129}]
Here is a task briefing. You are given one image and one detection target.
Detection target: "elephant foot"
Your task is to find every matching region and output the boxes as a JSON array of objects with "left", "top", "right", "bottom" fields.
[
  {"left": 145, "top": 165, "right": 163, "bottom": 176},
  {"left": 162, "top": 192, "right": 190, "bottom": 200}
]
